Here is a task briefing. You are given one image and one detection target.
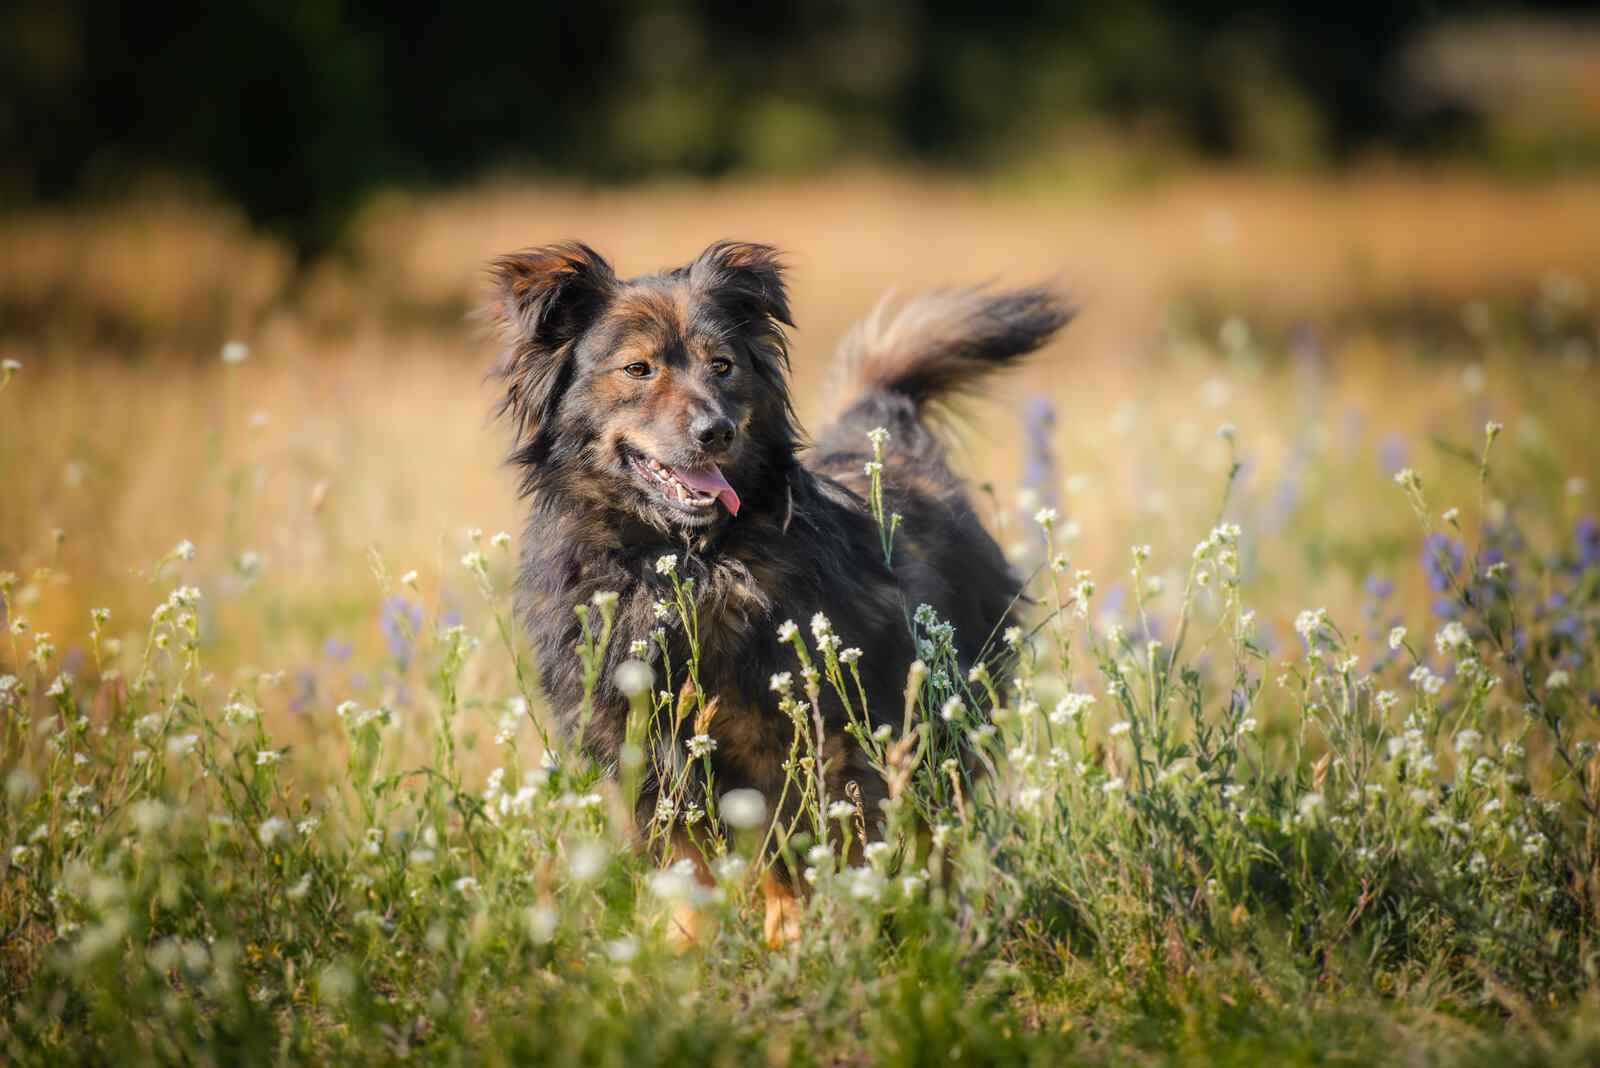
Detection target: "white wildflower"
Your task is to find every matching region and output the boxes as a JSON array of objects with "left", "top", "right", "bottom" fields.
[
  {"left": 1051, "top": 692, "right": 1094, "bottom": 725},
  {"left": 810, "top": 612, "right": 840, "bottom": 653},
  {"left": 1072, "top": 572, "right": 1095, "bottom": 616},
  {"left": 720, "top": 788, "right": 767, "bottom": 830},
  {"left": 614, "top": 659, "right": 652, "bottom": 697},
  {"left": 1409, "top": 666, "right": 1444, "bottom": 696},
  {"left": 567, "top": 841, "right": 609, "bottom": 881},
  {"left": 1294, "top": 608, "right": 1328, "bottom": 644},
  {"left": 1434, "top": 621, "right": 1471, "bottom": 657}
]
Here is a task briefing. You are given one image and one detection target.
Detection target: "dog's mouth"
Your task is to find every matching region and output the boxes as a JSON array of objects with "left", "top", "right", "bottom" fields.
[{"left": 624, "top": 448, "right": 741, "bottom": 517}]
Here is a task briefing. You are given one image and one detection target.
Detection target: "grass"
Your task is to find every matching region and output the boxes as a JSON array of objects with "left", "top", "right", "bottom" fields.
[{"left": 1, "top": 168, "right": 1599, "bottom": 1063}]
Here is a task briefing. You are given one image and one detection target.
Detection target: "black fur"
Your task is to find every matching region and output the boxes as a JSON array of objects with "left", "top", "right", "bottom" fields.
[{"left": 487, "top": 241, "right": 1070, "bottom": 843}]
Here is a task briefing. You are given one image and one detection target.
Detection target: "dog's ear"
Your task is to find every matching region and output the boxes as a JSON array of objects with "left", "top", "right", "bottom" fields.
[
  {"left": 689, "top": 241, "right": 793, "bottom": 373},
  {"left": 488, "top": 242, "right": 617, "bottom": 453}
]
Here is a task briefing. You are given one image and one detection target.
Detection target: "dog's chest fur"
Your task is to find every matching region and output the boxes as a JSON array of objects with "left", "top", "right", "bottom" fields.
[{"left": 515, "top": 469, "right": 921, "bottom": 805}]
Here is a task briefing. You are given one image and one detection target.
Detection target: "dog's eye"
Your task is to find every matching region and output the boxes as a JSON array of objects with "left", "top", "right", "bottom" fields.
[
  {"left": 622, "top": 362, "right": 653, "bottom": 379},
  {"left": 709, "top": 358, "right": 733, "bottom": 377}
]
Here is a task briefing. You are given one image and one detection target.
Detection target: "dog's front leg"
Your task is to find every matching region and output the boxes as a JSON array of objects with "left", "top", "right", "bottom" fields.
[
  {"left": 664, "top": 827, "right": 716, "bottom": 949},
  {"left": 761, "top": 870, "right": 802, "bottom": 948}
]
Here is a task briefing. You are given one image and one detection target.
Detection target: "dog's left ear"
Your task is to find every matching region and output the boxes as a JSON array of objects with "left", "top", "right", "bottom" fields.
[{"left": 689, "top": 241, "right": 793, "bottom": 373}]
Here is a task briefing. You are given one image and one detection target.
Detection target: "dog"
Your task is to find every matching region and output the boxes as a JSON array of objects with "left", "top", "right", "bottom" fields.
[{"left": 487, "top": 240, "right": 1068, "bottom": 941}]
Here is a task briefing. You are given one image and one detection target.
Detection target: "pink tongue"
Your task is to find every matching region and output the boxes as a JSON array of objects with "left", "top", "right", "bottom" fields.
[{"left": 669, "top": 463, "right": 740, "bottom": 516}]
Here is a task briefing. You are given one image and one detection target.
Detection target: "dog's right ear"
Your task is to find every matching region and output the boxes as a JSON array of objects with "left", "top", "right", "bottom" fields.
[{"left": 488, "top": 242, "right": 617, "bottom": 454}]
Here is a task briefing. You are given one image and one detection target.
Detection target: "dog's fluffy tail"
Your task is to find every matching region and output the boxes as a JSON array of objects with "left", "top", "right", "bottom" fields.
[{"left": 818, "top": 285, "right": 1071, "bottom": 453}]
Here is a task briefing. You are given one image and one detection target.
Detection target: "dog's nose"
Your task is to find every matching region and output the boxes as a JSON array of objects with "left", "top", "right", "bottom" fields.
[{"left": 691, "top": 414, "right": 736, "bottom": 452}]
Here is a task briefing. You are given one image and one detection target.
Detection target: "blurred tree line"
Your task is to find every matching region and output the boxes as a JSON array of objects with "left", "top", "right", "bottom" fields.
[{"left": 0, "top": 0, "right": 1589, "bottom": 254}]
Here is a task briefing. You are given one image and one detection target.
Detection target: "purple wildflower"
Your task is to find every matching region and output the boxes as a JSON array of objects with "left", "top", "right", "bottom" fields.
[
  {"left": 1422, "top": 533, "right": 1463, "bottom": 593},
  {"left": 1133, "top": 614, "right": 1163, "bottom": 647},
  {"left": 1101, "top": 583, "right": 1127, "bottom": 620},
  {"left": 1264, "top": 473, "right": 1301, "bottom": 533},
  {"left": 1255, "top": 621, "right": 1278, "bottom": 656},
  {"left": 380, "top": 595, "right": 423, "bottom": 669},
  {"left": 1577, "top": 517, "right": 1600, "bottom": 570},
  {"left": 1020, "top": 397, "right": 1059, "bottom": 511},
  {"left": 1378, "top": 434, "right": 1409, "bottom": 476},
  {"left": 323, "top": 637, "right": 354, "bottom": 663},
  {"left": 290, "top": 669, "right": 317, "bottom": 713}
]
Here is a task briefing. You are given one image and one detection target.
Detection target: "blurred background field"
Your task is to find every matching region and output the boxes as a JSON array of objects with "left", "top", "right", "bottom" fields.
[{"left": 4, "top": 168, "right": 1598, "bottom": 708}]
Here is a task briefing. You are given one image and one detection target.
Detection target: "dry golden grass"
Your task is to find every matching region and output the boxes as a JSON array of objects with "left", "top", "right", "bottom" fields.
[{"left": 2, "top": 165, "right": 1597, "bottom": 691}]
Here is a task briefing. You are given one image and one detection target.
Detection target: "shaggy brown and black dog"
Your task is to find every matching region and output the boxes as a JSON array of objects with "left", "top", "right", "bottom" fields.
[{"left": 488, "top": 240, "right": 1067, "bottom": 937}]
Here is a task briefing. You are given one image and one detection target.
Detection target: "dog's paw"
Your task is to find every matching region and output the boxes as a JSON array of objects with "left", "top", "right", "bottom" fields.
[{"left": 666, "top": 901, "right": 711, "bottom": 951}]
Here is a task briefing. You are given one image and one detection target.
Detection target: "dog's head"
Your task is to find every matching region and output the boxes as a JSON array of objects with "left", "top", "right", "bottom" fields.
[{"left": 488, "top": 240, "right": 798, "bottom": 532}]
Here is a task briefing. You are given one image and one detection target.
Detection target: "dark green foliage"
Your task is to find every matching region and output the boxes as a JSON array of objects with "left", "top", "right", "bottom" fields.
[{"left": 0, "top": 0, "right": 1519, "bottom": 253}]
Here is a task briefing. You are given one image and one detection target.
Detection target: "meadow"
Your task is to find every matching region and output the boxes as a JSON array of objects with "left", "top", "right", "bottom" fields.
[{"left": 2, "top": 167, "right": 1599, "bottom": 1064}]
